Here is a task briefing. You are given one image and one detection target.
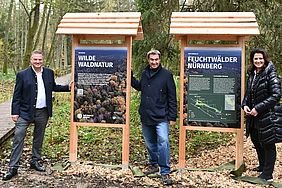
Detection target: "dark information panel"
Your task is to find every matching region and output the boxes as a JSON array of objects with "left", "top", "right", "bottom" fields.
[
  {"left": 73, "top": 47, "right": 127, "bottom": 124},
  {"left": 184, "top": 47, "right": 242, "bottom": 128}
]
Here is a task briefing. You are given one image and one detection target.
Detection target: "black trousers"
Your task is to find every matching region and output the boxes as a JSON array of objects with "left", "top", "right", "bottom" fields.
[
  {"left": 250, "top": 128, "right": 276, "bottom": 178},
  {"left": 9, "top": 108, "right": 49, "bottom": 168}
]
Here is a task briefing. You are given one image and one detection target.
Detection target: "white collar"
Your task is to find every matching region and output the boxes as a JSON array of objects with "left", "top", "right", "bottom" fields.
[{"left": 31, "top": 66, "right": 43, "bottom": 74}]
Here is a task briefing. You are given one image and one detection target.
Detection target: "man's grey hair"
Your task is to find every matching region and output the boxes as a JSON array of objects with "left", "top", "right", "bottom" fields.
[
  {"left": 147, "top": 49, "right": 161, "bottom": 59},
  {"left": 30, "top": 50, "right": 43, "bottom": 61}
]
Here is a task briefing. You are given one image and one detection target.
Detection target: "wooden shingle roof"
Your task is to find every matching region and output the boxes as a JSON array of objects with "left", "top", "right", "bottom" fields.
[
  {"left": 56, "top": 12, "right": 143, "bottom": 40},
  {"left": 170, "top": 12, "right": 260, "bottom": 40}
]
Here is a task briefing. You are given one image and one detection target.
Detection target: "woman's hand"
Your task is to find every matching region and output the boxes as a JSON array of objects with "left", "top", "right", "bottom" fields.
[
  {"left": 250, "top": 108, "right": 258, "bottom": 116},
  {"left": 243, "top": 106, "right": 251, "bottom": 115}
]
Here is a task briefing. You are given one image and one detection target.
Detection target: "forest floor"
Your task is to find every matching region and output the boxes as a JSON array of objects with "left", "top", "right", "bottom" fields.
[{"left": 1, "top": 137, "right": 282, "bottom": 188}]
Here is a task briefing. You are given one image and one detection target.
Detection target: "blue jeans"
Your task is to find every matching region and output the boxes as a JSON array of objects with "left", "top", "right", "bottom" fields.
[{"left": 142, "top": 121, "right": 170, "bottom": 174}]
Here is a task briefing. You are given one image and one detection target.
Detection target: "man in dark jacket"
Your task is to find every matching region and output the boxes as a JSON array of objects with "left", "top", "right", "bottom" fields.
[
  {"left": 3, "top": 50, "right": 71, "bottom": 181},
  {"left": 131, "top": 49, "right": 177, "bottom": 185}
]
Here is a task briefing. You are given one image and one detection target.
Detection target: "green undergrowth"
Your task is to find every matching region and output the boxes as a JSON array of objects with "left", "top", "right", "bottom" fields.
[
  {"left": 1, "top": 73, "right": 233, "bottom": 165},
  {"left": 0, "top": 71, "right": 15, "bottom": 103},
  {"left": 39, "top": 90, "right": 232, "bottom": 165}
]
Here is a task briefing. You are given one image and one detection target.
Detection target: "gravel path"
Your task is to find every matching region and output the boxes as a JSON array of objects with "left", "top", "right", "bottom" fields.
[{"left": 1, "top": 137, "right": 282, "bottom": 187}]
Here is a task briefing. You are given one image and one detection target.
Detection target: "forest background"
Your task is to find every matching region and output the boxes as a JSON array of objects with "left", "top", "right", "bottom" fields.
[
  {"left": 0, "top": 0, "right": 281, "bottom": 166},
  {"left": 0, "top": 0, "right": 281, "bottom": 76}
]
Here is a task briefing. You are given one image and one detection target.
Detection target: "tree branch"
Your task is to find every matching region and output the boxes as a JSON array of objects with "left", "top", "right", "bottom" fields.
[{"left": 19, "top": 0, "right": 30, "bottom": 18}]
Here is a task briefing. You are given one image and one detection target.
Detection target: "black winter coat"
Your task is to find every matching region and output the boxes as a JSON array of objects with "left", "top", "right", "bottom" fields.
[
  {"left": 131, "top": 64, "right": 177, "bottom": 125},
  {"left": 242, "top": 62, "right": 282, "bottom": 144}
]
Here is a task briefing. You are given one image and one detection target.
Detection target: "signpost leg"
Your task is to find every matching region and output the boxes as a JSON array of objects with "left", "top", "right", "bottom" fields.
[
  {"left": 179, "top": 126, "right": 186, "bottom": 169},
  {"left": 235, "top": 130, "right": 244, "bottom": 169},
  {"left": 122, "top": 126, "right": 129, "bottom": 170},
  {"left": 69, "top": 123, "right": 78, "bottom": 162},
  {"left": 121, "top": 36, "right": 132, "bottom": 170},
  {"left": 235, "top": 37, "right": 246, "bottom": 170}
]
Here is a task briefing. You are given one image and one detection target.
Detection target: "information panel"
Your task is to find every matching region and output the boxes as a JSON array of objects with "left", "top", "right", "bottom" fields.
[
  {"left": 184, "top": 47, "right": 242, "bottom": 128},
  {"left": 73, "top": 47, "right": 127, "bottom": 124}
]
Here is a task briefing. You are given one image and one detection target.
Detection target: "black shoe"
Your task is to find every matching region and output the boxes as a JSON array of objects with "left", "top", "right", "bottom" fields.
[
  {"left": 2, "top": 168, "right": 18, "bottom": 181},
  {"left": 258, "top": 174, "right": 273, "bottom": 181},
  {"left": 252, "top": 166, "right": 263, "bottom": 172},
  {"left": 161, "top": 174, "right": 173, "bottom": 185},
  {"left": 30, "top": 161, "right": 45, "bottom": 172},
  {"left": 144, "top": 164, "right": 159, "bottom": 175}
]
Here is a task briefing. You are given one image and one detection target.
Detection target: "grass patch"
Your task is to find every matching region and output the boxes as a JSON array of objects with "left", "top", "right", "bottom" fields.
[
  {"left": 39, "top": 90, "right": 232, "bottom": 165},
  {"left": 1, "top": 75, "right": 233, "bottom": 166},
  {"left": 0, "top": 70, "right": 15, "bottom": 103}
]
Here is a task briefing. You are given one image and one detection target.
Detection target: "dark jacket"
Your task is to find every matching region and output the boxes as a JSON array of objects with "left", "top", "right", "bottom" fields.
[
  {"left": 131, "top": 64, "right": 177, "bottom": 125},
  {"left": 242, "top": 62, "right": 282, "bottom": 143},
  {"left": 12, "top": 67, "right": 70, "bottom": 121}
]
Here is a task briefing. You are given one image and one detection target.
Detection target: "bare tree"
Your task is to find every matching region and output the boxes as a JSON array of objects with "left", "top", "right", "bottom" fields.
[{"left": 21, "top": 0, "right": 40, "bottom": 68}]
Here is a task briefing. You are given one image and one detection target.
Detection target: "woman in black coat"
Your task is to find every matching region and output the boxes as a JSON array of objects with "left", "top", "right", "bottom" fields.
[{"left": 242, "top": 48, "right": 282, "bottom": 181}]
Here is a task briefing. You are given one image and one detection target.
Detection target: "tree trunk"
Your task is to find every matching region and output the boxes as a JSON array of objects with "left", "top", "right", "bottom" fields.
[
  {"left": 3, "top": 0, "right": 14, "bottom": 75},
  {"left": 46, "top": 33, "right": 57, "bottom": 67},
  {"left": 55, "top": 35, "right": 62, "bottom": 69},
  {"left": 42, "top": 0, "right": 52, "bottom": 54},
  {"left": 63, "top": 36, "right": 68, "bottom": 68},
  {"left": 33, "top": 1, "right": 48, "bottom": 51},
  {"left": 22, "top": 0, "right": 40, "bottom": 69}
]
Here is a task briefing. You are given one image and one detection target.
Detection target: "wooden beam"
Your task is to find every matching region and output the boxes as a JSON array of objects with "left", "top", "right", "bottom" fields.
[
  {"left": 171, "top": 22, "right": 258, "bottom": 28},
  {"left": 69, "top": 36, "right": 79, "bottom": 162},
  {"left": 63, "top": 12, "right": 141, "bottom": 19},
  {"left": 184, "top": 125, "right": 239, "bottom": 133},
  {"left": 171, "top": 18, "right": 257, "bottom": 23},
  {"left": 178, "top": 36, "right": 187, "bottom": 169},
  {"left": 122, "top": 36, "right": 133, "bottom": 169},
  {"left": 235, "top": 36, "right": 246, "bottom": 170},
  {"left": 56, "top": 28, "right": 138, "bottom": 35},
  {"left": 73, "top": 123, "right": 124, "bottom": 128},
  {"left": 75, "top": 34, "right": 126, "bottom": 41},
  {"left": 61, "top": 18, "right": 139, "bottom": 23},
  {"left": 58, "top": 23, "right": 139, "bottom": 29},
  {"left": 170, "top": 28, "right": 260, "bottom": 35},
  {"left": 171, "top": 12, "right": 256, "bottom": 18}
]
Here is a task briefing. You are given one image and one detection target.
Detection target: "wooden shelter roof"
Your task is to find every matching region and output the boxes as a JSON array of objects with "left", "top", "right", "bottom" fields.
[
  {"left": 56, "top": 12, "right": 143, "bottom": 40},
  {"left": 170, "top": 12, "right": 260, "bottom": 40}
]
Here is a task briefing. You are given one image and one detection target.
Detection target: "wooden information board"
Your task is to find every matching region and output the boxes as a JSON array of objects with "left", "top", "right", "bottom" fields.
[
  {"left": 184, "top": 46, "right": 242, "bottom": 128},
  {"left": 170, "top": 12, "right": 260, "bottom": 170},
  {"left": 56, "top": 12, "right": 143, "bottom": 168}
]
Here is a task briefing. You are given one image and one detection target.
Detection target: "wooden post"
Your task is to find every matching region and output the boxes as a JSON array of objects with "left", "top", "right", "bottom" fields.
[
  {"left": 235, "top": 37, "right": 246, "bottom": 169},
  {"left": 178, "top": 36, "right": 187, "bottom": 169},
  {"left": 69, "top": 36, "right": 79, "bottom": 162},
  {"left": 122, "top": 36, "right": 133, "bottom": 169}
]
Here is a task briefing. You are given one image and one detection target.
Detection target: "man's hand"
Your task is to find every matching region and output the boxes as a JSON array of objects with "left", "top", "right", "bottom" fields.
[
  {"left": 11, "top": 115, "right": 19, "bottom": 122},
  {"left": 69, "top": 80, "right": 73, "bottom": 90},
  {"left": 169, "top": 121, "right": 176, "bottom": 126}
]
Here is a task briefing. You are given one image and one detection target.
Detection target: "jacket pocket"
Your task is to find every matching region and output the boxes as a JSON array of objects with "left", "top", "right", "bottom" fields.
[{"left": 158, "top": 89, "right": 167, "bottom": 104}]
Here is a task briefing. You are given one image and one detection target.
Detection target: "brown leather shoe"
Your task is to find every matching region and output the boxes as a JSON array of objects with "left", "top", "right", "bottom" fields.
[
  {"left": 30, "top": 161, "right": 45, "bottom": 172},
  {"left": 144, "top": 164, "right": 159, "bottom": 175},
  {"left": 2, "top": 168, "right": 18, "bottom": 181}
]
